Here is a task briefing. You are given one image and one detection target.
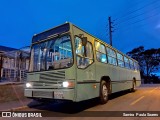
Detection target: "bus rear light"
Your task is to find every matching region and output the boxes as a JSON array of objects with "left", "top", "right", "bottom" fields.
[{"left": 62, "top": 81, "right": 74, "bottom": 88}]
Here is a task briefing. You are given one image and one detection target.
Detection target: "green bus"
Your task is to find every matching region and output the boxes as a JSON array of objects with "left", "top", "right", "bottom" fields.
[{"left": 25, "top": 22, "right": 141, "bottom": 104}]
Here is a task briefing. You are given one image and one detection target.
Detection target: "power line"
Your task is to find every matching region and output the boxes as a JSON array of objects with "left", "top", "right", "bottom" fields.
[
  {"left": 117, "top": 4, "right": 160, "bottom": 25},
  {"left": 116, "top": 11, "right": 160, "bottom": 31},
  {"left": 117, "top": 0, "right": 160, "bottom": 22},
  {"left": 115, "top": 0, "right": 147, "bottom": 19},
  {"left": 108, "top": 0, "right": 160, "bottom": 42},
  {"left": 117, "top": 13, "right": 160, "bottom": 30}
]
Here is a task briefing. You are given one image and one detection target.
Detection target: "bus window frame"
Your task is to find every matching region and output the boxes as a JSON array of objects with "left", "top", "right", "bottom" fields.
[
  {"left": 135, "top": 62, "right": 140, "bottom": 71},
  {"left": 117, "top": 52, "right": 125, "bottom": 68},
  {"left": 95, "top": 40, "right": 108, "bottom": 64},
  {"left": 28, "top": 33, "right": 74, "bottom": 73},
  {"left": 106, "top": 46, "right": 118, "bottom": 66},
  {"left": 129, "top": 59, "right": 135, "bottom": 70},
  {"left": 74, "top": 35, "right": 94, "bottom": 69},
  {"left": 124, "top": 56, "right": 131, "bottom": 69}
]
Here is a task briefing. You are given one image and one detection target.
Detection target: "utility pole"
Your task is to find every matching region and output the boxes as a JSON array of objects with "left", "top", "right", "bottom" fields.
[{"left": 108, "top": 16, "right": 114, "bottom": 46}]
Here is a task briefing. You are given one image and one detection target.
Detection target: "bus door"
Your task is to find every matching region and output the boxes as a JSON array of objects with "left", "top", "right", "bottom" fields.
[{"left": 75, "top": 37, "right": 96, "bottom": 97}]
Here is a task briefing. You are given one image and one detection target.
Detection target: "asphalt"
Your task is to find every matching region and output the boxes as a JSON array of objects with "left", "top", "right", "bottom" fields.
[
  {"left": 0, "top": 84, "right": 159, "bottom": 111},
  {"left": 0, "top": 84, "right": 160, "bottom": 120}
]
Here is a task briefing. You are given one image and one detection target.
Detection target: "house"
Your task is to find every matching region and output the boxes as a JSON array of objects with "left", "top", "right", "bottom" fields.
[{"left": 0, "top": 45, "right": 30, "bottom": 82}]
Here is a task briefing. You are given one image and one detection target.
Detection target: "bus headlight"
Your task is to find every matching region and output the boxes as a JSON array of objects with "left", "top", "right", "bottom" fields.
[
  {"left": 62, "top": 81, "right": 74, "bottom": 88},
  {"left": 26, "top": 83, "right": 32, "bottom": 88},
  {"left": 63, "top": 81, "right": 69, "bottom": 87}
]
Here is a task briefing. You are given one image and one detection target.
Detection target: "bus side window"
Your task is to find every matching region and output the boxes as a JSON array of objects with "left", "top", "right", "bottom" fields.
[
  {"left": 75, "top": 37, "right": 93, "bottom": 68},
  {"left": 106, "top": 47, "right": 117, "bottom": 66},
  {"left": 117, "top": 52, "right": 124, "bottom": 67},
  {"left": 129, "top": 59, "right": 134, "bottom": 70},
  {"left": 137, "top": 63, "right": 140, "bottom": 71},
  {"left": 95, "top": 41, "right": 107, "bottom": 63},
  {"left": 75, "top": 37, "right": 85, "bottom": 56},
  {"left": 134, "top": 62, "right": 139, "bottom": 71},
  {"left": 124, "top": 56, "right": 130, "bottom": 69}
]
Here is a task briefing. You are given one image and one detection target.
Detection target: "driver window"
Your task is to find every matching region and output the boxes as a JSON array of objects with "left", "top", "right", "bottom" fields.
[{"left": 75, "top": 36, "right": 93, "bottom": 68}]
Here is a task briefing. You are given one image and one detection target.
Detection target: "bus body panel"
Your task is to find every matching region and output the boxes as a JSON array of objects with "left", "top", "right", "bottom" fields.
[
  {"left": 25, "top": 88, "right": 75, "bottom": 100},
  {"left": 95, "top": 62, "right": 141, "bottom": 93},
  {"left": 25, "top": 65, "right": 77, "bottom": 101},
  {"left": 25, "top": 22, "right": 141, "bottom": 102},
  {"left": 72, "top": 25, "right": 99, "bottom": 101}
]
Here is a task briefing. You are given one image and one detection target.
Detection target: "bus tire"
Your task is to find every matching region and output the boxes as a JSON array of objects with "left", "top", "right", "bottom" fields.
[
  {"left": 99, "top": 80, "right": 109, "bottom": 104},
  {"left": 131, "top": 79, "right": 136, "bottom": 92}
]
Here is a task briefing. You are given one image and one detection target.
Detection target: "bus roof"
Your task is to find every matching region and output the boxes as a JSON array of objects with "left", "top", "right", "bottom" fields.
[
  {"left": 71, "top": 23, "right": 138, "bottom": 63},
  {"left": 32, "top": 22, "right": 138, "bottom": 63},
  {"left": 32, "top": 22, "right": 70, "bottom": 43}
]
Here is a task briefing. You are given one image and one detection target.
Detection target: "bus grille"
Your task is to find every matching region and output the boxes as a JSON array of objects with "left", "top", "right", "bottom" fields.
[{"left": 39, "top": 70, "right": 65, "bottom": 83}]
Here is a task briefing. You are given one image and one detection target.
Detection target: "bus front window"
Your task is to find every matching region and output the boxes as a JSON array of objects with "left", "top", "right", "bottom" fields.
[{"left": 29, "top": 35, "right": 73, "bottom": 72}]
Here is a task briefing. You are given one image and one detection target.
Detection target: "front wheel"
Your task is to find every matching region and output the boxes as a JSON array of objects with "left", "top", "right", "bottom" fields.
[{"left": 99, "top": 80, "right": 109, "bottom": 104}]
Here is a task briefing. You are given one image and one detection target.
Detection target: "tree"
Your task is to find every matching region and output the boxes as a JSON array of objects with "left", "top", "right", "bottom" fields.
[
  {"left": 127, "top": 46, "right": 160, "bottom": 83},
  {"left": 127, "top": 46, "right": 145, "bottom": 77},
  {"left": 142, "top": 49, "right": 160, "bottom": 80}
]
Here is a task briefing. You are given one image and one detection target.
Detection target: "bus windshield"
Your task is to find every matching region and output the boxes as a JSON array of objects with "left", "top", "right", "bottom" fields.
[{"left": 29, "top": 35, "right": 73, "bottom": 72}]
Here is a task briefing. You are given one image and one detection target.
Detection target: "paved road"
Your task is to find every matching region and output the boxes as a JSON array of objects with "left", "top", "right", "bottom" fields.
[{"left": 1, "top": 84, "right": 160, "bottom": 120}]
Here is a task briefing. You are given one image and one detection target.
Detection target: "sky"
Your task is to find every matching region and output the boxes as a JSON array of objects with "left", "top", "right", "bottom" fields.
[{"left": 0, "top": 0, "right": 160, "bottom": 53}]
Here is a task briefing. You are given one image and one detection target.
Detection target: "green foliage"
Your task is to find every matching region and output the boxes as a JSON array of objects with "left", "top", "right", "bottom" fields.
[{"left": 127, "top": 46, "right": 160, "bottom": 83}]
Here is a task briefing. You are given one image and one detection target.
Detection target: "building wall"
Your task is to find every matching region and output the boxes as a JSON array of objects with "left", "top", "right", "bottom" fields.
[
  {"left": 1, "top": 56, "right": 29, "bottom": 81},
  {"left": 0, "top": 47, "right": 30, "bottom": 82}
]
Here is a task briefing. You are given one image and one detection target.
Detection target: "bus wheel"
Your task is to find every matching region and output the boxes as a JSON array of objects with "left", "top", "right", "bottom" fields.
[
  {"left": 100, "top": 80, "right": 109, "bottom": 104},
  {"left": 131, "top": 79, "right": 136, "bottom": 92}
]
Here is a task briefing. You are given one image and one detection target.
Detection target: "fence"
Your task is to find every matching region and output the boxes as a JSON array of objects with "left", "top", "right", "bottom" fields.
[{"left": 0, "top": 46, "right": 30, "bottom": 82}]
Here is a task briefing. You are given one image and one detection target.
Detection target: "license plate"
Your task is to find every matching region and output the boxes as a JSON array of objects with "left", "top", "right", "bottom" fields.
[{"left": 54, "top": 91, "right": 63, "bottom": 99}]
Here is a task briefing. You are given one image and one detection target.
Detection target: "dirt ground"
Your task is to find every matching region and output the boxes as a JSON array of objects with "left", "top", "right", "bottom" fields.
[{"left": 0, "top": 83, "right": 25, "bottom": 103}]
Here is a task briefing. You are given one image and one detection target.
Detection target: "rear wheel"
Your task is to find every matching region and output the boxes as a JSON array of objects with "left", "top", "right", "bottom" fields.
[
  {"left": 131, "top": 79, "right": 136, "bottom": 92},
  {"left": 99, "top": 80, "right": 109, "bottom": 104}
]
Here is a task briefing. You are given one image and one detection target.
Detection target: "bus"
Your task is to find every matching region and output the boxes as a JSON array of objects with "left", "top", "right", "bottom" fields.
[{"left": 25, "top": 22, "right": 141, "bottom": 104}]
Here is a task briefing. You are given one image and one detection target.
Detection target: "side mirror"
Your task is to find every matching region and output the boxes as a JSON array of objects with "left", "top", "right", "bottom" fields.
[{"left": 82, "top": 37, "right": 87, "bottom": 46}]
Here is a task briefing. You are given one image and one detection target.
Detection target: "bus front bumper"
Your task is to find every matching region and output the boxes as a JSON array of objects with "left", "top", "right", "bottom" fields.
[{"left": 24, "top": 88, "right": 75, "bottom": 101}]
